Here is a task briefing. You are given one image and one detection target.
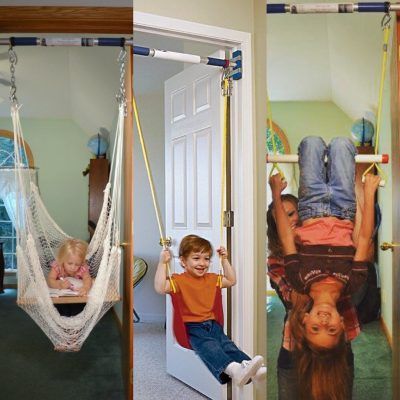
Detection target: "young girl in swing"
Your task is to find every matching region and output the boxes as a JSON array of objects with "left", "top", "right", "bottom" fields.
[
  {"left": 155, "top": 234, "right": 266, "bottom": 387},
  {"left": 269, "top": 136, "right": 380, "bottom": 400},
  {"left": 47, "top": 238, "right": 92, "bottom": 317}
]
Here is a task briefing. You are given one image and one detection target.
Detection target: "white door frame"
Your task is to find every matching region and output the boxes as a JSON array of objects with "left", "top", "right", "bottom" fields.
[{"left": 134, "top": 12, "right": 256, "bottom": 399}]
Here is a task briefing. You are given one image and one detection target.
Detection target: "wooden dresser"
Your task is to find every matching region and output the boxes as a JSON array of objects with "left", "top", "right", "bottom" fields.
[{"left": 88, "top": 158, "right": 109, "bottom": 239}]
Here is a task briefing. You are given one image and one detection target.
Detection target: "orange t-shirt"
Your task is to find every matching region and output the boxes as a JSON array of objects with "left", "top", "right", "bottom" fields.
[
  {"left": 172, "top": 272, "right": 218, "bottom": 323},
  {"left": 295, "top": 218, "right": 354, "bottom": 247}
]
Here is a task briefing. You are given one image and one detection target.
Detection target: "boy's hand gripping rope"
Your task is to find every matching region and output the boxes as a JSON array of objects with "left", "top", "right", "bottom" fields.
[{"left": 160, "top": 239, "right": 177, "bottom": 294}]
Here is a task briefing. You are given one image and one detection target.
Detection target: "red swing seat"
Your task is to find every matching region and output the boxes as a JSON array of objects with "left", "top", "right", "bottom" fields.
[{"left": 170, "top": 285, "right": 224, "bottom": 349}]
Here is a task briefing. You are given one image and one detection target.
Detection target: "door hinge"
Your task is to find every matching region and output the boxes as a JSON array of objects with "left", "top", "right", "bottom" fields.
[{"left": 223, "top": 211, "right": 234, "bottom": 228}]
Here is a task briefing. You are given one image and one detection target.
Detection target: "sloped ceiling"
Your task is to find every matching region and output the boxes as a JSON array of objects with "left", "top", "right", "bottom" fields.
[
  {"left": 267, "top": 0, "right": 384, "bottom": 120},
  {"left": 0, "top": 1, "right": 131, "bottom": 135},
  {"left": 0, "top": 44, "right": 121, "bottom": 137}
]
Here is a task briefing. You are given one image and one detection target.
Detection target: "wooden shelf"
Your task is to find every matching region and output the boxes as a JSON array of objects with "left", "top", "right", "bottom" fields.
[
  {"left": 18, "top": 295, "right": 120, "bottom": 305},
  {"left": 51, "top": 295, "right": 120, "bottom": 304}
]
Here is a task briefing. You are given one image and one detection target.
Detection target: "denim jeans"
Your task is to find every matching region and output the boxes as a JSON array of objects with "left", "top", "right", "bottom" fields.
[
  {"left": 298, "top": 136, "right": 357, "bottom": 222},
  {"left": 186, "top": 320, "right": 250, "bottom": 383}
]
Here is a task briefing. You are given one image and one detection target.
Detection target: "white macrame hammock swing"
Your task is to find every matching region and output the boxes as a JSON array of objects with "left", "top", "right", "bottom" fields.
[{"left": 3, "top": 48, "right": 127, "bottom": 352}]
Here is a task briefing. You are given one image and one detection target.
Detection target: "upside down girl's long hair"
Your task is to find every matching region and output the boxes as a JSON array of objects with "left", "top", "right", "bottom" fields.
[{"left": 289, "top": 292, "right": 351, "bottom": 400}]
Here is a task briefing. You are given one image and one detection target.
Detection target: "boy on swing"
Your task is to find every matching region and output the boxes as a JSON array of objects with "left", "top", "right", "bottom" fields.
[{"left": 155, "top": 234, "right": 266, "bottom": 387}]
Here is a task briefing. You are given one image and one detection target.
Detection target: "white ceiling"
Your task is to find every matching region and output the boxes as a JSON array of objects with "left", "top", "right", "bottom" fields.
[
  {"left": 0, "top": 41, "right": 122, "bottom": 136},
  {"left": 0, "top": 1, "right": 132, "bottom": 135}
]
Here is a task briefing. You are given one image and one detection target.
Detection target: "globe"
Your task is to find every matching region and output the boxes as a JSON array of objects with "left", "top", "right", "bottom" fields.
[
  {"left": 87, "top": 134, "right": 109, "bottom": 157},
  {"left": 351, "top": 118, "right": 375, "bottom": 146}
]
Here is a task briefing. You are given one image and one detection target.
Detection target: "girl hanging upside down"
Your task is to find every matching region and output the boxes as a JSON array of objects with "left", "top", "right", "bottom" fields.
[
  {"left": 267, "top": 193, "right": 368, "bottom": 400},
  {"left": 269, "top": 136, "right": 381, "bottom": 400},
  {"left": 155, "top": 234, "right": 266, "bottom": 387}
]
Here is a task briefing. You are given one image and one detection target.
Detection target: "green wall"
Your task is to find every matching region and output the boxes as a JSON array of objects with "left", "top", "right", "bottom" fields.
[
  {"left": 270, "top": 101, "right": 353, "bottom": 151},
  {"left": 0, "top": 117, "right": 91, "bottom": 241}
]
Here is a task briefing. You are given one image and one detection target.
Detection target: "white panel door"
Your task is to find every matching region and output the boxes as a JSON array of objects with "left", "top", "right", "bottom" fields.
[{"left": 165, "top": 52, "right": 226, "bottom": 400}]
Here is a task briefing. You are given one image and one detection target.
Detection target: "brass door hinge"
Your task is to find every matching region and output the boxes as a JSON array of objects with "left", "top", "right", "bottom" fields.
[{"left": 223, "top": 211, "right": 234, "bottom": 228}]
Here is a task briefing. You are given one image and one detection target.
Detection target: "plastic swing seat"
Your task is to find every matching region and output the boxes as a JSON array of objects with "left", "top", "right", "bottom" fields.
[{"left": 170, "top": 285, "right": 224, "bottom": 349}]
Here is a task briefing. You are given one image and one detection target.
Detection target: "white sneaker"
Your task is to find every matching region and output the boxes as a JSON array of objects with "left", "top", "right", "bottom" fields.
[
  {"left": 252, "top": 366, "right": 267, "bottom": 388},
  {"left": 232, "top": 356, "right": 264, "bottom": 386}
]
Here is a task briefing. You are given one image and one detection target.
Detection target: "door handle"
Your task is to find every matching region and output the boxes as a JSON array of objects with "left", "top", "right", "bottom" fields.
[{"left": 380, "top": 242, "right": 400, "bottom": 251}]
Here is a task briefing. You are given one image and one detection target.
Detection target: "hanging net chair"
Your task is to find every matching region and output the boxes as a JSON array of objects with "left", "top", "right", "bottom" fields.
[{"left": 4, "top": 46, "right": 128, "bottom": 351}]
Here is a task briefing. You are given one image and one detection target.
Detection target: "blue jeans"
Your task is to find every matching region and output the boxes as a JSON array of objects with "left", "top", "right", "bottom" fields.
[
  {"left": 298, "top": 136, "right": 357, "bottom": 222},
  {"left": 186, "top": 320, "right": 250, "bottom": 384}
]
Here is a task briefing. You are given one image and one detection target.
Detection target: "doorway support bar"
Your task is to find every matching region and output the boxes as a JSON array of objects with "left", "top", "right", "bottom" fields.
[
  {"left": 133, "top": 46, "right": 242, "bottom": 79},
  {"left": 0, "top": 37, "right": 133, "bottom": 47},
  {"left": 0, "top": 37, "right": 243, "bottom": 79},
  {"left": 266, "top": 153, "right": 389, "bottom": 163},
  {"left": 267, "top": 2, "right": 400, "bottom": 14}
]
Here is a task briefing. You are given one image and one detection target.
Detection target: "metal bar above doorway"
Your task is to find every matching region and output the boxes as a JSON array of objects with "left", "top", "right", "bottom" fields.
[
  {"left": 0, "top": 37, "right": 133, "bottom": 47},
  {"left": 267, "top": 2, "right": 400, "bottom": 14},
  {"left": 133, "top": 45, "right": 243, "bottom": 80},
  {"left": 0, "top": 37, "right": 243, "bottom": 80}
]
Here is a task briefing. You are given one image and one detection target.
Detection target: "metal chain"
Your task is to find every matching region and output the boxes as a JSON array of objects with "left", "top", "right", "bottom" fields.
[
  {"left": 116, "top": 46, "right": 127, "bottom": 116},
  {"left": 8, "top": 46, "right": 18, "bottom": 105},
  {"left": 221, "top": 67, "right": 232, "bottom": 97},
  {"left": 381, "top": 11, "right": 391, "bottom": 29}
]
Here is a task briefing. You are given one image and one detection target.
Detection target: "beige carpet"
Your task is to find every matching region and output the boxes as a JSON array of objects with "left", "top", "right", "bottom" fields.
[{"left": 134, "top": 322, "right": 209, "bottom": 399}]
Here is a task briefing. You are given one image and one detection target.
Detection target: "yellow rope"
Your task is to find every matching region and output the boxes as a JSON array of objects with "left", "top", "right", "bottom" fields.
[
  {"left": 362, "top": 23, "right": 390, "bottom": 184},
  {"left": 132, "top": 93, "right": 176, "bottom": 293},
  {"left": 218, "top": 78, "right": 229, "bottom": 289},
  {"left": 266, "top": 92, "right": 285, "bottom": 179}
]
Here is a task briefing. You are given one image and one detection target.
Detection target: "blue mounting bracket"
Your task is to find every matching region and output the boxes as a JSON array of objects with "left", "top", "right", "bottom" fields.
[{"left": 230, "top": 50, "right": 242, "bottom": 80}]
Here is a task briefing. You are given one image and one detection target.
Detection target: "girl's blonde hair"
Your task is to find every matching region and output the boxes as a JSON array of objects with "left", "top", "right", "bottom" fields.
[
  {"left": 57, "top": 238, "right": 88, "bottom": 265},
  {"left": 179, "top": 235, "right": 213, "bottom": 258}
]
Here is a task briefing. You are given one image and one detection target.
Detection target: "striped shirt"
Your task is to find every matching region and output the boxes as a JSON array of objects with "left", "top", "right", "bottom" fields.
[
  {"left": 284, "top": 245, "right": 369, "bottom": 296},
  {"left": 267, "top": 256, "right": 361, "bottom": 341}
]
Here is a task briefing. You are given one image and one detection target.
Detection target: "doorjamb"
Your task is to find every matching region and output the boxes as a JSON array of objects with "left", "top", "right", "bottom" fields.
[{"left": 134, "top": 12, "right": 256, "bottom": 396}]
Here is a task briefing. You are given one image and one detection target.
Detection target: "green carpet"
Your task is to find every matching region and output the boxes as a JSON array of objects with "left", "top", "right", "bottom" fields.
[
  {"left": 267, "top": 295, "right": 392, "bottom": 399},
  {"left": 0, "top": 289, "right": 124, "bottom": 400}
]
